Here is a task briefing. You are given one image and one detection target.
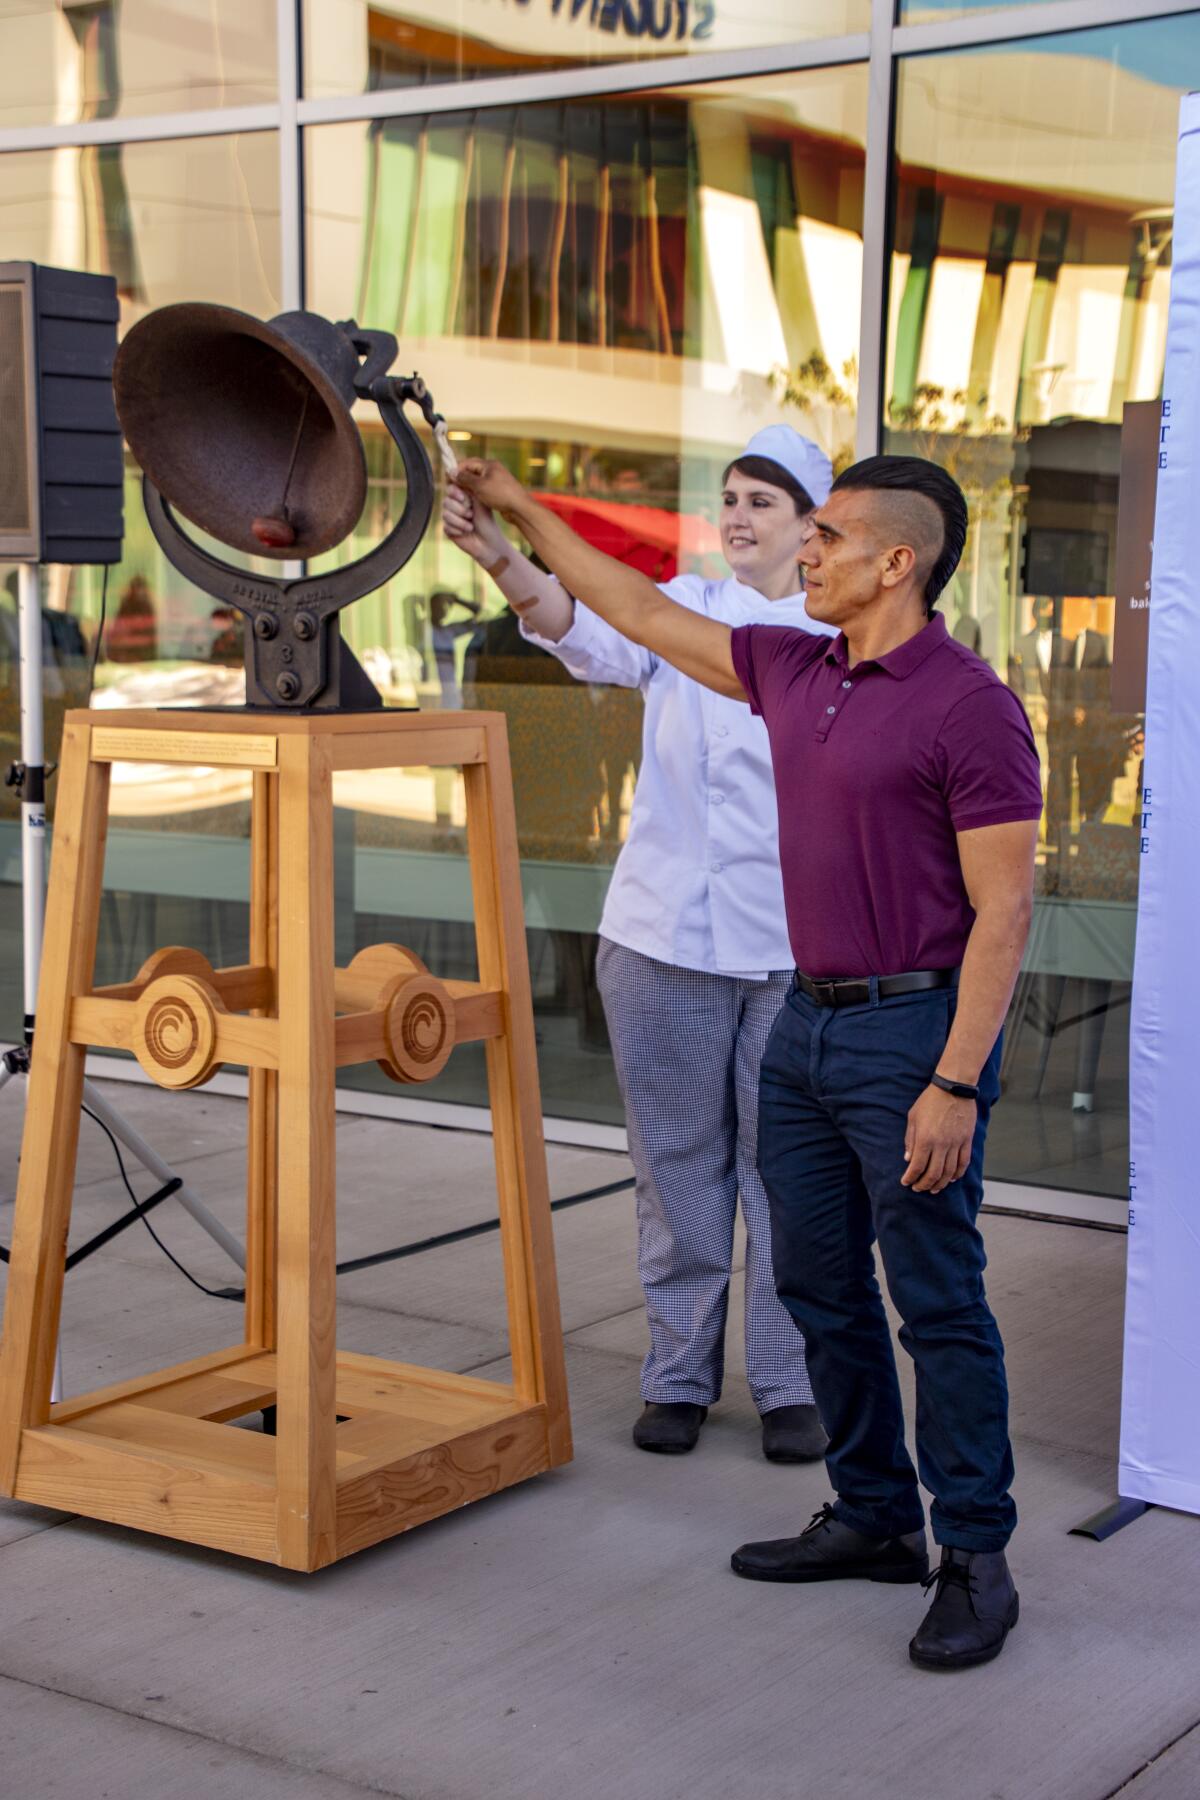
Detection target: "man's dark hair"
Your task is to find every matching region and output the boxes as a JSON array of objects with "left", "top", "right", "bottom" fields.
[
  {"left": 721, "top": 454, "right": 815, "bottom": 517},
  {"left": 830, "top": 455, "right": 968, "bottom": 611}
]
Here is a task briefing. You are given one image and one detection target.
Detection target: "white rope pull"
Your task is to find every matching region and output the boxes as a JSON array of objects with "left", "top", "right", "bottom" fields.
[{"left": 433, "top": 418, "right": 459, "bottom": 480}]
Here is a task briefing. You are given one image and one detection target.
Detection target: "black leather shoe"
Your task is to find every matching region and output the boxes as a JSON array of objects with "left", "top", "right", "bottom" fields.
[
  {"left": 632, "top": 1402, "right": 708, "bottom": 1454},
  {"left": 731, "top": 1503, "right": 928, "bottom": 1584},
  {"left": 909, "top": 1548, "right": 1019, "bottom": 1670},
  {"left": 761, "top": 1404, "right": 828, "bottom": 1463}
]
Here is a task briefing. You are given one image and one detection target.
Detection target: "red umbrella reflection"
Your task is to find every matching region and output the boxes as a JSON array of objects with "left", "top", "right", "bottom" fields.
[{"left": 534, "top": 493, "right": 722, "bottom": 582}]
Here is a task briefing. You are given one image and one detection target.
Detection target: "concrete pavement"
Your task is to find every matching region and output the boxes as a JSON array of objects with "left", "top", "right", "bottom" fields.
[{"left": 0, "top": 1080, "right": 1197, "bottom": 1800}]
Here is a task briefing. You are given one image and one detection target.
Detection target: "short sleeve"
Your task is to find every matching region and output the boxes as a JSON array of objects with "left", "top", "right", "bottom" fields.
[
  {"left": 730, "top": 625, "right": 765, "bottom": 714},
  {"left": 730, "top": 624, "right": 823, "bottom": 718},
  {"left": 936, "top": 683, "right": 1044, "bottom": 831}
]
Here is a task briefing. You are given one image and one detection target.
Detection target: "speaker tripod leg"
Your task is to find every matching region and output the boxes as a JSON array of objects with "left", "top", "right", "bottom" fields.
[{"left": 79, "top": 1078, "right": 245, "bottom": 1272}]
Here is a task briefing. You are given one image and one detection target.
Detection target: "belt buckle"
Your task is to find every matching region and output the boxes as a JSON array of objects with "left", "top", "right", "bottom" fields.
[{"left": 812, "top": 979, "right": 838, "bottom": 1007}]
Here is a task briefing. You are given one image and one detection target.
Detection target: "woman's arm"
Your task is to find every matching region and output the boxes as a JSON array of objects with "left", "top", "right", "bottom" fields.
[
  {"left": 453, "top": 461, "right": 746, "bottom": 700},
  {"left": 443, "top": 482, "right": 575, "bottom": 641}
]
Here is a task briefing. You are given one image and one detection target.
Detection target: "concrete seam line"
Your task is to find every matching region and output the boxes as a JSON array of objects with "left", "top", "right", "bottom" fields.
[
  {"left": 0, "top": 1515, "right": 76, "bottom": 1552},
  {"left": 0, "top": 1669, "right": 418, "bottom": 1800},
  {"left": 1100, "top": 1716, "right": 1200, "bottom": 1800}
]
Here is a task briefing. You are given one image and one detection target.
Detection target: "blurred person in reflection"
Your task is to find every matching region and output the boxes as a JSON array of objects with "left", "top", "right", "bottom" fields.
[
  {"left": 454, "top": 449, "right": 1041, "bottom": 1675},
  {"left": 107, "top": 573, "right": 157, "bottom": 664},
  {"left": 429, "top": 588, "right": 481, "bottom": 709},
  {"left": 444, "top": 427, "right": 836, "bottom": 1466}
]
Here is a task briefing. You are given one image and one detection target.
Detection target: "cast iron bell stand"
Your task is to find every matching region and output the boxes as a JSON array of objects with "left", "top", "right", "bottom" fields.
[{"left": 0, "top": 703, "right": 572, "bottom": 1569}]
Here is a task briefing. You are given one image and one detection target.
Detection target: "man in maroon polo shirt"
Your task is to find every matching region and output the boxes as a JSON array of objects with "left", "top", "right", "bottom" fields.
[{"left": 454, "top": 453, "right": 1042, "bottom": 1672}]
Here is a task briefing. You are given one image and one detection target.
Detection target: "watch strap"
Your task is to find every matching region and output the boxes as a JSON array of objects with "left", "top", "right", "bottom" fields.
[{"left": 931, "top": 1071, "right": 980, "bottom": 1101}]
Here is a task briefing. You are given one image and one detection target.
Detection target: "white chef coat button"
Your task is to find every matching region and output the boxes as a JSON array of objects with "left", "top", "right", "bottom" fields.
[
  {"left": 711, "top": 791, "right": 724, "bottom": 805},
  {"left": 711, "top": 861, "right": 722, "bottom": 873}
]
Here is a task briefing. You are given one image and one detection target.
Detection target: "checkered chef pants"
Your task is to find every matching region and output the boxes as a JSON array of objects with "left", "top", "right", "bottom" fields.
[{"left": 596, "top": 937, "right": 814, "bottom": 1411}]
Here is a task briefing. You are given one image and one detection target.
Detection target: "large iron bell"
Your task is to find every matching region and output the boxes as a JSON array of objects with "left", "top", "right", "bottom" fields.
[{"left": 113, "top": 303, "right": 373, "bottom": 559}]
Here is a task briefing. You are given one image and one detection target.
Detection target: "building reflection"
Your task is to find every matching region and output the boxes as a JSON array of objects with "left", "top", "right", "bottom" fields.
[{"left": 4, "top": 12, "right": 1200, "bottom": 1177}]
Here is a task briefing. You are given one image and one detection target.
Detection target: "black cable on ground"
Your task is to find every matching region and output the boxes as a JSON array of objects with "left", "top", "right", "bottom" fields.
[
  {"left": 332, "top": 1174, "right": 638, "bottom": 1278},
  {"left": 2, "top": 1110, "right": 636, "bottom": 1298},
  {"left": 79, "top": 1104, "right": 239, "bottom": 1299},
  {"left": 209, "top": 1172, "right": 640, "bottom": 1303}
]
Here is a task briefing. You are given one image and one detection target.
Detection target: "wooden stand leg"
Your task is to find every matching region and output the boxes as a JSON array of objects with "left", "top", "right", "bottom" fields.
[
  {"left": 246, "top": 770, "right": 279, "bottom": 1351},
  {"left": 0, "top": 722, "right": 111, "bottom": 1490},
  {"left": 464, "top": 724, "right": 572, "bottom": 1466},
  {"left": 274, "top": 736, "right": 338, "bottom": 1570}
]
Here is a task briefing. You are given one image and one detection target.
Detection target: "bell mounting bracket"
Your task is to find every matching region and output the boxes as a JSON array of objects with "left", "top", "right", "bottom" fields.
[{"left": 141, "top": 366, "right": 440, "bottom": 712}]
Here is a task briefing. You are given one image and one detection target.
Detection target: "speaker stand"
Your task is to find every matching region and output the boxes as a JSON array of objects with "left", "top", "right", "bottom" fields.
[
  {"left": 1, "top": 565, "right": 245, "bottom": 1396},
  {"left": 0, "top": 705, "right": 571, "bottom": 1569}
]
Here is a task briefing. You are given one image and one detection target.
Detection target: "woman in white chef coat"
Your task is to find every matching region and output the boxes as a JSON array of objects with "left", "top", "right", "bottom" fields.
[{"left": 443, "top": 426, "right": 835, "bottom": 1461}]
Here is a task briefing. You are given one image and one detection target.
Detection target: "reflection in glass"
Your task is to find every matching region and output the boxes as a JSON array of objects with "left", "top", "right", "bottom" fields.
[
  {"left": 305, "top": 73, "right": 866, "bottom": 849},
  {"left": 899, "top": 0, "right": 1058, "bottom": 20},
  {"left": 0, "top": 0, "right": 277, "bottom": 127},
  {"left": 0, "top": 134, "right": 280, "bottom": 1044},
  {"left": 303, "top": 0, "right": 869, "bottom": 100},
  {"left": 303, "top": 70, "right": 866, "bottom": 1117},
  {"left": 886, "top": 18, "right": 1199, "bottom": 1195}
]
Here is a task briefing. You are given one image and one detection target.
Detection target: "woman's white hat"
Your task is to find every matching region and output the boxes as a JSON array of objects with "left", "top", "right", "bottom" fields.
[{"left": 739, "top": 426, "right": 833, "bottom": 508}]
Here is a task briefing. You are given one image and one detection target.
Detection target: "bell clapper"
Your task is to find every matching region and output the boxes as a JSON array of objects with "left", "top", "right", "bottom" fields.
[
  {"left": 249, "top": 386, "right": 313, "bottom": 549},
  {"left": 251, "top": 516, "right": 297, "bottom": 549}
]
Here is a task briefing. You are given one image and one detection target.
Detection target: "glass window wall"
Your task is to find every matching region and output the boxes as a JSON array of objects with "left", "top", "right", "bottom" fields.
[
  {"left": 887, "top": 15, "right": 1200, "bottom": 1196},
  {"left": 0, "top": 0, "right": 278, "bottom": 128},
  {"left": 304, "top": 65, "right": 866, "bottom": 1118},
  {"left": 899, "top": 1, "right": 1060, "bottom": 22},
  {"left": 0, "top": 132, "right": 281, "bottom": 1040},
  {"left": 302, "top": 0, "right": 869, "bottom": 101},
  {"left": 3, "top": 0, "right": 1195, "bottom": 1185}
]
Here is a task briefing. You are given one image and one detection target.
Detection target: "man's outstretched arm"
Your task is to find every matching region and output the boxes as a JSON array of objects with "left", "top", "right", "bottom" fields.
[{"left": 454, "top": 459, "right": 746, "bottom": 700}]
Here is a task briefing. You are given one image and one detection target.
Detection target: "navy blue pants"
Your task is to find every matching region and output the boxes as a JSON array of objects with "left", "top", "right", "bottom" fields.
[{"left": 757, "top": 981, "right": 1015, "bottom": 1553}]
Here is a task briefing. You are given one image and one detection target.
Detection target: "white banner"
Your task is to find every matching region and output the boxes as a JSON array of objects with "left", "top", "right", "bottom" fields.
[{"left": 1120, "top": 91, "right": 1200, "bottom": 1514}]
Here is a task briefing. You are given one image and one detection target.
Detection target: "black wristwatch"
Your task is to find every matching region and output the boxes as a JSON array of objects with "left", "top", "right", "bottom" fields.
[{"left": 930, "top": 1071, "right": 980, "bottom": 1101}]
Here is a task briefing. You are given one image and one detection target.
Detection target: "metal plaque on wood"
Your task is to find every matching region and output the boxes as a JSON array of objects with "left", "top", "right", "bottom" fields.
[{"left": 91, "top": 727, "right": 278, "bottom": 769}]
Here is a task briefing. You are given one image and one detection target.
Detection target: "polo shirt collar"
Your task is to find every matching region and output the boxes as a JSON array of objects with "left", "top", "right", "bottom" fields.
[
  {"left": 822, "top": 613, "right": 949, "bottom": 678},
  {"left": 834, "top": 612, "right": 949, "bottom": 680},
  {"left": 874, "top": 611, "right": 949, "bottom": 679}
]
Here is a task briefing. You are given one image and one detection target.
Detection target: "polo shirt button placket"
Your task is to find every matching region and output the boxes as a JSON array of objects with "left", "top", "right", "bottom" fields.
[{"left": 817, "top": 669, "right": 857, "bottom": 741}]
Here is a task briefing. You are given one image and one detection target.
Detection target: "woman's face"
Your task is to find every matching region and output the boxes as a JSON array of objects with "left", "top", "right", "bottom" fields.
[{"left": 719, "top": 468, "right": 809, "bottom": 593}]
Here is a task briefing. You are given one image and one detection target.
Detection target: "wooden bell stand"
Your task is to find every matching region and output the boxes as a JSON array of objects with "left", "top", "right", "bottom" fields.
[{"left": 0, "top": 707, "right": 572, "bottom": 1570}]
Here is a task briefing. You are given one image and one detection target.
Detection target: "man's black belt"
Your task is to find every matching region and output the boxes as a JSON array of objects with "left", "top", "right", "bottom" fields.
[{"left": 793, "top": 967, "right": 958, "bottom": 1009}]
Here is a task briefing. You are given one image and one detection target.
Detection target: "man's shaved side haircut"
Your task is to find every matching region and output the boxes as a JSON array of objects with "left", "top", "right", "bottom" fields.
[{"left": 830, "top": 455, "right": 968, "bottom": 612}]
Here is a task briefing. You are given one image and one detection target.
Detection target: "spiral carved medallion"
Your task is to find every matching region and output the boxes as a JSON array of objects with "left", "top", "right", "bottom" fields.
[
  {"left": 379, "top": 973, "right": 454, "bottom": 1084},
  {"left": 132, "top": 974, "right": 223, "bottom": 1090}
]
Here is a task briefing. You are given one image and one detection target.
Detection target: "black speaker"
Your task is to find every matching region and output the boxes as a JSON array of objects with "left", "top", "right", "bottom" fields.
[{"left": 0, "top": 261, "right": 124, "bottom": 565}]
